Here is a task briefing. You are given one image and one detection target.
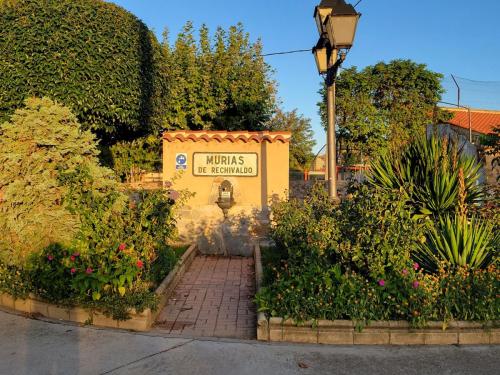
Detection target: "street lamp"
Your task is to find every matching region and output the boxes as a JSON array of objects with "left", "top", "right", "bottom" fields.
[{"left": 313, "top": 0, "right": 360, "bottom": 201}]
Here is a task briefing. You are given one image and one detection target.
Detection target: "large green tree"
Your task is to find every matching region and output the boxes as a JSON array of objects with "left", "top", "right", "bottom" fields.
[
  {"left": 266, "top": 109, "right": 316, "bottom": 171},
  {"left": 0, "top": 0, "right": 169, "bottom": 144},
  {"left": 318, "top": 60, "right": 451, "bottom": 160},
  {"left": 162, "top": 22, "right": 277, "bottom": 131}
]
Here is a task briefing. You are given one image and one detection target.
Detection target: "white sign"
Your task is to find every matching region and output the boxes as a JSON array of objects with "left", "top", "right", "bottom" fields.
[
  {"left": 193, "top": 153, "right": 258, "bottom": 176},
  {"left": 175, "top": 153, "right": 187, "bottom": 170}
]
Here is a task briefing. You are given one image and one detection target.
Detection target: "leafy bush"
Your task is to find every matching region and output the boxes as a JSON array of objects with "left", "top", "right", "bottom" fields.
[
  {"left": 337, "top": 185, "right": 426, "bottom": 277},
  {"left": 417, "top": 214, "right": 499, "bottom": 271},
  {"left": 271, "top": 183, "right": 424, "bottom": 278},
  {"left": 0, "top": 99, "right": 180, "bottom": 319},
  {"left": 368, "top": 134, "right": 484, "bottom": 218},
  {"left": 0, "top": 97, "right": 117, "bottom": 265},
  {"left": 0, "top": 0, "right": 169, "bottom": 143},
  {"left": 256, "top": 256, "right": 499, "bottom": 325},
  {"left": 30, "top": 242, "right": 144, "bottom": 303},
  {"left": 108, "top": 136, "right": 162, "bottom": 182}
]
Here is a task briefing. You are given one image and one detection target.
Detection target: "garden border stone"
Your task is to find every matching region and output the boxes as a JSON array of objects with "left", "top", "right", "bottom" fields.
[
  {"left": 254, "top": 243, "right": 499, "bottom": 345},
  {"left": 0, "top": 243, "right": 198, "bottom": 332}
]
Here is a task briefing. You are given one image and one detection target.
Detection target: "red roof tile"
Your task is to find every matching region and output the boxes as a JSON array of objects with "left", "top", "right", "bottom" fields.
[
  {"left": 162, "top": 130, "right": 291, "bottom": 143},
  {"left": 442, "top": 107, "right": 500, "bottom": 135}
]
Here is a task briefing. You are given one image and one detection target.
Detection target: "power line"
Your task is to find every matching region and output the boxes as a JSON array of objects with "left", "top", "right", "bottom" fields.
[
  {"left": 354, "top": 0, "right": 363, "bottom": 8},
  {"left": 261, "top": 49, "right": 311, "bottom": 57}
]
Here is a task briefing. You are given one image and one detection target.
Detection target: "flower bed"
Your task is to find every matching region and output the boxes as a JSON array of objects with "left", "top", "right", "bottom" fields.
[
  {"left": 254, "top": 244, "right": 499, "bottom": 345},
  {"left": 0, "top": 244, "right": 198, "bottom": 331}
]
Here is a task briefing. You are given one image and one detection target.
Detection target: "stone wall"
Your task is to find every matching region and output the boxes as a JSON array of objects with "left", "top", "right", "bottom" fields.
[{"left": 163, "top": 131, "right": 290, "bottom": 256}]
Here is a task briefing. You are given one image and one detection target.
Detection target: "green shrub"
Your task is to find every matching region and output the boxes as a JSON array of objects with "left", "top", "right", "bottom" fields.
[
  {"left": 337, "top": 184, "right": 426, "bottom": 277},
  {"left": 0, "top": 0, "right": 169, "bottom": 143},
  {"left": 417, "top": 214, "right": 499, "bottom": 271},
  {"left": 0, "top": 97, "right": 117, "bottom": 265},
  {"left": 256, "top": 260, "right": 499, "bottom": 325},
  {"left": 368, "top": 134, "right": 484, "bottom": 218},
  {"left": 0, "top": 99, "right": 180, "bottom": 320},
  {"left": 270, "top": 183, "right": 340, "bottom": 265},
  {"left": 108, "top": 136, "right": 162, "bottom": 182},
  {"left": 270, "top": 183, "right": 425, "bottom": 278}
]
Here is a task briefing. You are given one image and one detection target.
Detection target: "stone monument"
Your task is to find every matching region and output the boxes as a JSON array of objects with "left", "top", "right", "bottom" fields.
[{"left": 162, "top": 130, "right": 290, "bottom": 255}]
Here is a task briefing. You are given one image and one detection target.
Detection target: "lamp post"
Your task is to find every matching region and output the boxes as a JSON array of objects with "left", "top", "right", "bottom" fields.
[{"left": 313, "top": 0, "right": 360, "bottom": 200}]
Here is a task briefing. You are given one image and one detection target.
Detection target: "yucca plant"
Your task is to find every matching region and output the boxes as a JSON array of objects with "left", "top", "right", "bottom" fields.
[
  {"left": 368, "top": 134, "right": 484, "bottom": 218},
  {"left": 416, "top": 214, "right": 499, "bottom": 271}
]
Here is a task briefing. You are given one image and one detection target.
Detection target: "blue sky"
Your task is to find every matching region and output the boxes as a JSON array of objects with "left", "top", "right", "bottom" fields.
[{"left": 111, "top": 0, "right": 500, "bottom": 151}]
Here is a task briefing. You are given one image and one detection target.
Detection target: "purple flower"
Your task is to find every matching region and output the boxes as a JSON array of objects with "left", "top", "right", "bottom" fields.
[
  {"left": 413, "top": 262, "right": 420, "bottom": 271},
  {"left": 378, "top": 279, "right": 385, "bottom": 287},
  {"left": 412, "top": 281, "right": 420, "bottom": 289}
]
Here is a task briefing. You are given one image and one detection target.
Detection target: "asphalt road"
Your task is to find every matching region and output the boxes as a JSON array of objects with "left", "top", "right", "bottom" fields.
[{"left": 0, "top": 309, "right": 498, "bottom": 375}]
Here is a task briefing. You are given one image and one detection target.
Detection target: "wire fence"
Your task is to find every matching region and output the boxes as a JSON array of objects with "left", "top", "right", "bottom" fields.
[{"left": 441, "top": 75, "right": 500, "bottom": 110}]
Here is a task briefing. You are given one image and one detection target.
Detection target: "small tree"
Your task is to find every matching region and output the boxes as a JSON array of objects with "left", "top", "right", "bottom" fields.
[
  {"left": 266, "top": 109, "right": 316, "bottom": 171},
  {"left": 0, "top": 97, "right": 120, "bottom": 264},
  {"left": 318, "top": 60, "right": 452, "bottom": 158}
]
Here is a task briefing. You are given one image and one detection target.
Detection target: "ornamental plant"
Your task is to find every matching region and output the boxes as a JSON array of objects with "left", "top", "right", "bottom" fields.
[
  {"left": 416, "top": 214, "right": 499, "bottom": 271},
  {"left": 368, "top": 134, "right": 484, "bottom": 219},
  {"left": 0, "top": 97, "right": 117, "bottom": 265},
  {"left": 0, "top": 0, "right": 169, "bottom": 142},
  {"left": 30, "top": 242, "right": 144, "bottom": 302}
]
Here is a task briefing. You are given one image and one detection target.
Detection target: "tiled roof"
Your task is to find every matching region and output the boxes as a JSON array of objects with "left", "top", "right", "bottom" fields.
[
  {"left": 162, "top": 130, "right": 291, "bottom": 143},
  {"left": 441, "top": 107, "right": 500, "bottom": 135}
]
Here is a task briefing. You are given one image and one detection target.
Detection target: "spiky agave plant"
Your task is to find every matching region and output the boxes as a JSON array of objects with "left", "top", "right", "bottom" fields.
[
  {"left": 368, "top": 134, "right": 484, "bottom": 218},
  {"left": 416, "top": 214, "right": 499, "bottom": 271}
]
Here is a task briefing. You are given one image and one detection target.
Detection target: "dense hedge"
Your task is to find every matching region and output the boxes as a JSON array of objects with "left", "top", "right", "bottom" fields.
[{"left": 0, "top": 0, "right": 168, "bottom": 143}]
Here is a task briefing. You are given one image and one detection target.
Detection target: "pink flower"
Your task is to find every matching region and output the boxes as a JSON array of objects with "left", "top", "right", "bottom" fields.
[
  {"left": 86, "top": 267, "right": 93, "bottom": 274},
  {"left": 47, "top": 255, "right": 54, "bottom": 261},
  {"left": 413, "top": 262, "right": 420, "bottom": 271},
  {"left": 413, "top": 281, "right": 420, "bottom": 289},
  {"left": 136, "top": 260, "right": 144, "bottom": 269},
  {"left": 73, "top": 252, "right": 80, "bottom": 257},
  {"left": 168, "top": 190, "right": 180, "bottom": 201},
  {"left": 70, "top": 255, "right": 76, "bottom": 261},
  {"left": 402, "top": 269, "right": 408, "bottom": 276},
  {"left": 118, "top": 243, "right": 126, "bottom": 251},
  {"left": 378, "top": 279, "right": 385, "bottom": 287},
  {"left": 70, "top": 268, "right": 76, "bottom": 274}
]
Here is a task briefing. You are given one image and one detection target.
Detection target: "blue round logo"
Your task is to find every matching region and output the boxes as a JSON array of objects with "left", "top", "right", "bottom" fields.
[{"left": 176, "top": 154, "right": 187, "bottom": 165}]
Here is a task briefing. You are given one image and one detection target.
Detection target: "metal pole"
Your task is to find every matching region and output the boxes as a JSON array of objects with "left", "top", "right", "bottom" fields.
[
  {"left": 468, "top": 107, "right": 472, "bottom": 143},
  {"left": 451, "top": 74, "right": 460, "bottom": 108},
  {"left": 327, "top": 76, "right": 338, "bottom": 201}
]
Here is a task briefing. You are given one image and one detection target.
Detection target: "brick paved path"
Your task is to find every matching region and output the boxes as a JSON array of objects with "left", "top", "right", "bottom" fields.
[{"left": 154, "top": 255, "right": 256, "bottom": 339}]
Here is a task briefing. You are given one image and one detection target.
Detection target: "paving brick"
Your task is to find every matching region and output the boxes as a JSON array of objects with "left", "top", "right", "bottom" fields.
[{"left": 154, "top": 255, "right": 255, "bottom": 339}]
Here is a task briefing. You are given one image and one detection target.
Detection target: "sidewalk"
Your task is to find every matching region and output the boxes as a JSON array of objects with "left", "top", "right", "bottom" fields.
[
  {"left": 0, "top": 310, "right": 499, "bottom": 375},
  {"left": 154, "top": 255, "right": 256, "bottom": 339}
]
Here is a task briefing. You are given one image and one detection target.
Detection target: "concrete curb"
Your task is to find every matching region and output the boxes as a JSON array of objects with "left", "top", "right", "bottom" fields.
[
  {"left": 253, "top": 246, "right": 499, "bottom": 345},
  {"left": 0, "top": 244, "right": 198, "bottom": 332},
  {"left": 260, "top": 318, "right": 499, "bottom": 345},
  {"left": 152, "top": 243, "right": 198, "bottom": 322}
]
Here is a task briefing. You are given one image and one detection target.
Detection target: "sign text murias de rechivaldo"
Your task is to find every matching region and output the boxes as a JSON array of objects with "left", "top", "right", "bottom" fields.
[{"left": 193, "top": 153, "right": 258, "bottom": 176}]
